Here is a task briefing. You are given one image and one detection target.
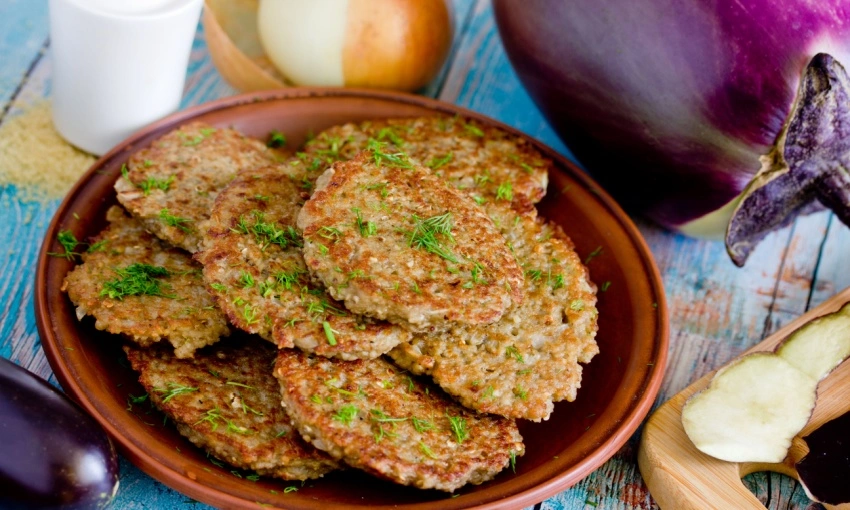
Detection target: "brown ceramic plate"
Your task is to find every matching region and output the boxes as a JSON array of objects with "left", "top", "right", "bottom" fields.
[{"left": 35, "top": 89, "right": 667, "bottom": 509}]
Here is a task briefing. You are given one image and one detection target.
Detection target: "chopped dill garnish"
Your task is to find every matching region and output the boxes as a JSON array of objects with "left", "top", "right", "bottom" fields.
[
  {"left": 155, "top": 382, "right": 199, "bottom": 403},
  {"left": 412, "top": 417, "right": 434, "bottom": 433},
  {"left": 377, "top": 126, "right": 405, "bottom": 147},
  {"left": 317, "top": 226, "right": 343, "bottom": 242},
  {"left": 275, "top": 268, "right": 305, "bottom": 290},
  {"left": 322, "top": 321, "right": 338, "bottom": 345},
  {"left": 371, "top": 409, "right": 407, "bottom": 423},
  {"left": 510, "top": 450, "right": 517, "bottom": 473},
  {"left": 570, "top": 299, "right": 585, "bottom": 311},
  {"left": 239, "top": 271, "right": 255, "bottom": 288},
  {"left": 427, "top": 152, "right": 453, "bottom": 169},
  {"left": 283, "top": 486, "right": 298, "bottom": 493},
  {"left": 513, "top": 384, "right": 528, "bottom": 401},
  {"left": 550, "top": 274, "right": 565, "bottom": 290},
  {"left": 365, "top": 181, "right": 389, "bottom": 198},
  {"left": 233, "top": 210, "right": 302, "bottom": 250},
  {"left": 410, "top": 281, "right": 422, "bottom": 294},
  {"left": 138, "top": 175, "right": 174, "bottom": 196},
  {"left": 472, "top": 196, "right": 486, "bottom": 206},
  {"left": 86, "top": 239, "right": 108, "bottom": 253},
  {"left": 474, "top": 171, "right": 492, "bottom": 186},
  {"left": 48, "top": 230, "right": 80, "bottom": 260},
  {"left": 246, "top": 473, "right": 261, "bottom": 482},
  {"left": 352, "top": 208, "right": 377, "bottom": 237},
  {"left": 496, "top": 182, "right": 514, "bottom": 201},
  {"left": 600, "top": 281, "right": 611, "bottom": 292},
  {"left": 333, "top": 404, "right": 358, "bottom": 425},
  {"left": 464, "top": 123, "right": 485, "bottom": 137},
  {"left": 525, "top": 269, "right": 542, "bottom": 281},
  {"left": 254, "top": 194, "right": 270, "bottom": 202},
  {"left": 100, "top": 263, "right": 175, "bottom": 300},
  {"left": 226, "top": 381, "right": 256, "bottom": 389},
  {"left": 258, "top": 280, "right": 275, "bottom": 297},
  {"left": 419, "top": 441, "right": 437, "bottom": 459},
  {"left": 242, "top": 303, "right": 259, "bottom": 324},
  {"left": 266, "top": 129, "right": 287, "bottom": 148},
  {"left": 584, "top": 246, "right": 603, "bottom": 264},
  {"left": 446, "top": 413, "right": 468, "bottom": 444},
  {"left": 180, "top": 127, "right": 215, "bottom": 146},
  {"left": 405, "top": 212, "right": 458, "bottom": 263},
  {"left": 210, "top": 282, "right": 227, "bottom": 292},
  {"left": 159, "top": 208, "right": 193, "bottom": 233},
  {"left": 366, "top": 139, "right": 413, "bottom": 169},
  {"left": 195, "top": 407, "right": 223, "bottom": 431},
  {"left": 505, "top": 345, "right": 524, "bottom": 363}
]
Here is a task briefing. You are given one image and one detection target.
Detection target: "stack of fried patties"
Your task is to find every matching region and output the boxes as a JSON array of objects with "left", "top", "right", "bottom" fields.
[{"left": 61, "top": 117, "right": 599, "bottom": 492}]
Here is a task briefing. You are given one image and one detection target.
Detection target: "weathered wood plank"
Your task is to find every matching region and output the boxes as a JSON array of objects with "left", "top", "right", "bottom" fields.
[
  {"left": 810, "top": 213, "right": 850, "bottom": 308},
  {"left": 0, "top": 0, "right": 48, "bottom": 115}
]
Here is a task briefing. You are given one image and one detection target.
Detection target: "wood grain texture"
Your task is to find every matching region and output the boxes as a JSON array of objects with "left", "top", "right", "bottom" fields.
[
  {"left": 1, "top": 0, "right": 849, "bottom": 508},
  {"left": 638, "top": 288, "right": 850, "bottom": 510}
]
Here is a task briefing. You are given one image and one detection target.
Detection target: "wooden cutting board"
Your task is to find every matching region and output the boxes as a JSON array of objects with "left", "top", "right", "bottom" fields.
[{"left": 638, "top": 286, "right": 850, "bottom": 510}]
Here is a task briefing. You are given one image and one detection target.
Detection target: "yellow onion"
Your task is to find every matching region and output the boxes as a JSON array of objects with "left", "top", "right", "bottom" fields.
[{"left": 257, "top": 0, "right": 452, "bottom": 91}]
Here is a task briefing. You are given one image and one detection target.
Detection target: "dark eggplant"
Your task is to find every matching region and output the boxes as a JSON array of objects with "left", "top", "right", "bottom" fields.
[{"left": 0, "top": 356, "right": 118, "bottom": 509}]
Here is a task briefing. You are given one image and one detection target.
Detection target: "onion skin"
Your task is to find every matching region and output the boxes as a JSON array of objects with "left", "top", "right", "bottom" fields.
[
  {"left": 0, "top": 357, "right": 119, "bottom": 509},
  {"left": 344, "top": 0, "right": 453, "bottom": 91},
  {"left": 494, "top": 0, "right": 850, "bottom": 260}
]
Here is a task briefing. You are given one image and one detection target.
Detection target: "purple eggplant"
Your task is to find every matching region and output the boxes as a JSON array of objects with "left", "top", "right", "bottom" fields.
[
  {"left": 0, "top": 356, "right": 118, "bottom": 509},
  {"left": 494, "top": 0, "right": 850, "bottom": 265}
]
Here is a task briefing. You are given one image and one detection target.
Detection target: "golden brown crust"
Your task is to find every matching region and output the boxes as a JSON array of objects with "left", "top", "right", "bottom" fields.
[
  {"left": 125, "top": 338, "right": 340, "bottom": 480},
  {"left": 115, "top": 122, "right": 278, "bottom": 252},
  {"left": 388, "top": 203, "right": 599, "bottom": 421},
  {"left": 303, "top": 116, "right": 550, "bottom": 207},
  {"left": 196, "top": 164, "right": 409, "bottom": 360},
  {"left": 61, "top": 206, "right": 229, "bottom": 358},
  {"left": 274, "top": 350, "right": 524, "bottom": 492},
  {"left": 297, "top": 150, "right": 524, "bottom": 332}
]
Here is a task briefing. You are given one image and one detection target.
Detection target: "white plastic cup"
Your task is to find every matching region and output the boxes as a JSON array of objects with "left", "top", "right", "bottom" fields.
[{"left": 49, "top": 0, "right": 203, "bottom": 155}]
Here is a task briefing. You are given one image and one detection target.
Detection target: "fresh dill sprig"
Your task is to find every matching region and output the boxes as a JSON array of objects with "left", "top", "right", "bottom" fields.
[
  {"left": 86, "top": 239, "right": 109, "bottom": 253},
  {"left": 496, "top": 182, "right": 514, "bottom": 201},
  {"left": 446, "top": 413, "right": 469, "bottom": 444},
  {"left": 366, "top": 139, "right": 413, "bottom": 169},
  {"left": 195, "top": 406, "right": 224, "bottom": 431},
  {"left": 138, "top": 175, "right": 174, "bottom": 196},
  {"left": 464, "top": 123, "right": 485, "bottom": 137},
  {"left": 154, "top": 382, "right": 199, "bottom": 403},
  {"left": 427, "top": 152, "right": 453, "bottom": 170},
  {"left": 412, "top": 417, "right": 434, "bottom": 433},
  {"left": 377, "top": 127, "right": 405, "bottom": 147},
  {"left": 405, "top": 212, "right": 459, "bottom": 263},
  {"left": 332, "top": 404, "right": 358, "bottom": 426},
  {"left": 266, "top": 129, "right": 287, "bottom": 148},
  {"left": 584, "top": 246, "right": 603, "bottom": 264},
  {"left": 100, "top": 263, "right": 175, "bottom": 300},
  {"left": 239, "top": 271, "right": 255, "bottom": 288},
  {"left": 352, "top": 208, "right": 377, "bottom": 237},
  {"left": 322, "top": 321, "right": 338, "bottom": 346},
  {"left": 48, "top": 230, "right": 80, "bottom": 260},
  {"left": 159, "top": 208, "right": 193, "bottom": 233},
  {"left": 419, "top": 441, "right": 437, "bottom": 459},
  {"left": 233, "top": 210, "right": 302, "bottom": 250},
  {"left": 505, "top": 345, "right": 524, "bottom": 363},
  {"left": 275, "top": 268, "right": 305, "bottom": 290}
]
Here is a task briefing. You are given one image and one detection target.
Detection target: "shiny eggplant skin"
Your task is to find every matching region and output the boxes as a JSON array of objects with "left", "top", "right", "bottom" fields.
[{"left": 0, "top": 356, "right": 118, "bottom": 509}]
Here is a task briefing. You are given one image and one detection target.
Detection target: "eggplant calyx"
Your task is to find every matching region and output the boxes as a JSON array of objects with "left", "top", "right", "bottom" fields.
[{"left": 726, "top": 53, "right": 850, "bottom": 266}]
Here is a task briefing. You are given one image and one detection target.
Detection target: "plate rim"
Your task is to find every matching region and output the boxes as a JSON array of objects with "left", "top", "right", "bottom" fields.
[{"left": 35, "top": 87, "right": 669, "bottom": 509}]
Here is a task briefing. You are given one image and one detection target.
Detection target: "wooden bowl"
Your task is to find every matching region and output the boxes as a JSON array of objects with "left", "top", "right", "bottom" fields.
[
  {"left": 203, "top": 0, "right": 287, "bottom": 91},
  {"left": 35, "top": 88, "right": 668, "bottom": 509}
]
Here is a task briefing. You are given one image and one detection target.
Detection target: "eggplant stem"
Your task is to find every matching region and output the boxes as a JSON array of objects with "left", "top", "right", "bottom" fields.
[{"left": 726, "top": 53, "right": 850, "bottom": 266}]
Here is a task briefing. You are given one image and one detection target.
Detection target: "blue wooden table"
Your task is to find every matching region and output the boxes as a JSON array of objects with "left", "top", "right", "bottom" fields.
[{"left": 2, "top": 1, "right": 845, "bottom": 508}]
